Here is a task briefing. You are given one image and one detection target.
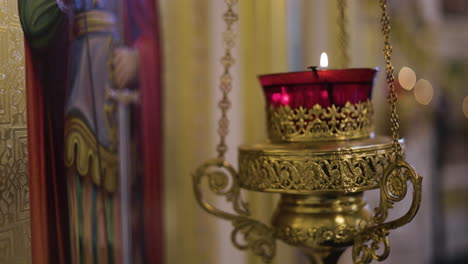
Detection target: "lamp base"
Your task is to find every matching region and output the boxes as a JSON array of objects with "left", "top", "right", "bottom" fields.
[{"left": 272, "top": 193, "right": 371, "bottom": 263}]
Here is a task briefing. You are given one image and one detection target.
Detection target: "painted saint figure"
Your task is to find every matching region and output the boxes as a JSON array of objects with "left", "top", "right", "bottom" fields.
[{"left": 19, "top": 0, "right": 163, "bottom": 263}]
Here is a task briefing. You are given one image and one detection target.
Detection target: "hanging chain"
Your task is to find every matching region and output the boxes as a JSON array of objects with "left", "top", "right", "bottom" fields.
[
  {"left": 337, "top": 0, "right": 350, "bottom": 68},
  {"left": 216, "top": 0, "right": 239, "bottom": 158},
  {"left": 379, "top": 0, "right": 403, "bottom": 158}
]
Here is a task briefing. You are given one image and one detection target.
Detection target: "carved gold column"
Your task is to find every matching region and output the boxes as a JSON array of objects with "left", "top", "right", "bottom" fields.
[{"left": 0, "top": 1, "right": 31, "bottom": 263}]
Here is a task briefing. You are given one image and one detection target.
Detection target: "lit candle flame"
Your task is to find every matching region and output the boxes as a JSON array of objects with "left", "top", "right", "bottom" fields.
[{"left": 320, "top": 52, "right": 328, "bottom": 68}]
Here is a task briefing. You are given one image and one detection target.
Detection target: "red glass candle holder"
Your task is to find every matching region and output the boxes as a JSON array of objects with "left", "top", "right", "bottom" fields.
[{"left": 259, "top": 68, "right": 378, "bottom": 142}]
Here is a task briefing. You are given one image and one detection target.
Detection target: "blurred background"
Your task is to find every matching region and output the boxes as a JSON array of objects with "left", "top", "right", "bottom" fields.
[
  {"left": 161, "top": 0, "right": 468, "bottom": 264},
  {"left": 0, "top": 0, "right": 465, "bottom": 263}
]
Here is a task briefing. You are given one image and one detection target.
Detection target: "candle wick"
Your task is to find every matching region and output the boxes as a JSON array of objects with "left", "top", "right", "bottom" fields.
[{"left": 307, "top": 66, "right": 319, "bottom": 79}]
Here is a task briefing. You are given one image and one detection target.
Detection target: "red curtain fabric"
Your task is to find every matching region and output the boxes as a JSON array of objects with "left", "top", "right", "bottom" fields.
[
  {"left": 124, "top": 0, "right": 164, "bottom": 263},
  {"left": 25, "top": 21, "right": 70, "bottom": 264},
  {"left": 26, "top": 42, "right": 51, "bottom": 264}
]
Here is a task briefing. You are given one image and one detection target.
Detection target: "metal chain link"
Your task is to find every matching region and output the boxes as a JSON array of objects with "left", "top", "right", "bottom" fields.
[
  {"left": 379, "top": 0, "right": 403, "bottom": 158},
  {"left": 216, "top": 0, "right": 239, "bottom": 158},
  {"left": 337, "top": 0, "right": 350, "bottom": 68}
]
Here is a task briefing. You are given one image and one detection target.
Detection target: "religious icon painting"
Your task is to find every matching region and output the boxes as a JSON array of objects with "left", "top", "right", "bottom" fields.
[{"left": 19, "top": 0, "right": 163, "bottom": 263}]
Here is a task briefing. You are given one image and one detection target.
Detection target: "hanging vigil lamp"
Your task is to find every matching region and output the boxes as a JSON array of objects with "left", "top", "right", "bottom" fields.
[{"left": 193, "top": 1, "right": 423, "bottom": 264}]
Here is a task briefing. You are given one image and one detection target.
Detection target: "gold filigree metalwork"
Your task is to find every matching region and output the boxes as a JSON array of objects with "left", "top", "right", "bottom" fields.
[
  {"left": 193, "top": 159, "right": 276, "bottom": 263},
  {"left": 64, "top": 118, "right": 118, "bottom": 192},
  {"left": 352, "top": 159, "right": 422, "bottom": 264},
  {"left": 276, "top": 226, "right": 358, "bottom": 247},
  {"left": 216, "top": 0, "right": 239, "bottom": 158},
  {"left": 268, "top": 100, "right": 374, "bottom": 142},
  {"left": 348, "top": 1, "right": 423, "bottom": 263},
  {"left": 238, "top": 138, "right": 394, "bottom": 193},
  {"left": 193, "top": 0, "right": 423, "bottom": 263},
  {"left": 353, "top": 227, "right": 390, "bottom": 263},
  {"left": 272, "top": 192, "right": 372, "bottom": 261},
  {"left": 379, "top": 0, "right": 402, "bottom": 158}
]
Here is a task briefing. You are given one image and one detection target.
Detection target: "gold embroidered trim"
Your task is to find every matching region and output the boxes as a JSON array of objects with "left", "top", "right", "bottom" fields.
[
  {"left": 65, "top": 118, "right": 118, "bottom": 192},
  {"left": 267, "top": 100, "right": 374, "bottom": 142},
  {"left": 73, "top": 10, "right": 116, "bottom": 39}
]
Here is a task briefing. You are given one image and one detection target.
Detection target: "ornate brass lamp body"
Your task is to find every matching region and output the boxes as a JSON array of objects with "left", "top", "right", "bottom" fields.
[{"left": 193, "top": 1, "right": 422, "bottom": 264}]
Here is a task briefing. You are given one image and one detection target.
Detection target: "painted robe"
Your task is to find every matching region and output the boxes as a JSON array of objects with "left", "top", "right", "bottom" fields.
[{"left": 19, "top": 0, "right": 163, "bottom": 263}]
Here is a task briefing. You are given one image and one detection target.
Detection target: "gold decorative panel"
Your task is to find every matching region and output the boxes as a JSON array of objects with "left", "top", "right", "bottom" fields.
[{"left": 0, "top": 1, "right": 31, "bottom": 264}]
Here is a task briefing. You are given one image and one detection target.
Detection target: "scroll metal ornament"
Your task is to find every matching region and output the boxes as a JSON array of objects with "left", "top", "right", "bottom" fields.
[
  {"left": 193, "top": 158, "right": 276, "bottom": 263},
  {"left": 352, "top": 159, "right": 422, "bottom": 264},
  {"left": 350, "top": 0, "right": 424, "bottom": 262}
]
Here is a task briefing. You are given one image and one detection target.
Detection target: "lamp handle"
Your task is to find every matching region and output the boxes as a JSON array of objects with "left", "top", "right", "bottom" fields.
[
  {"left": 352, "top": 159, "right": 423, "bottom": 264},
  {"left": 193, "top": 158, "right": 276, "bottom": 263}
]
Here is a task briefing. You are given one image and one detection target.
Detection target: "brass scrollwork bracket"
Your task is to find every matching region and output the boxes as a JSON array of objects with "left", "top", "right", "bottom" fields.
[
  {"left": 352, "top": 159, "right": 423, "bottom": 264},
  {"left": 193, "top": 158, "right": 276, "bottom": 263}
]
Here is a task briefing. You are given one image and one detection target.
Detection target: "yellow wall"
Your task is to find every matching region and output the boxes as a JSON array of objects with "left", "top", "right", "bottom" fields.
[{"left": 162, "top": 0, "right": 298, "bottom": 263}]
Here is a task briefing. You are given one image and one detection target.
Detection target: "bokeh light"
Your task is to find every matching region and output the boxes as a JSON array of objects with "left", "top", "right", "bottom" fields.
[
  {"left": 414, "top": 79, "right": 433, "bottom": 105},
  {"left": 398, "top": 67, "right": 417, "bottom": 90}
]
